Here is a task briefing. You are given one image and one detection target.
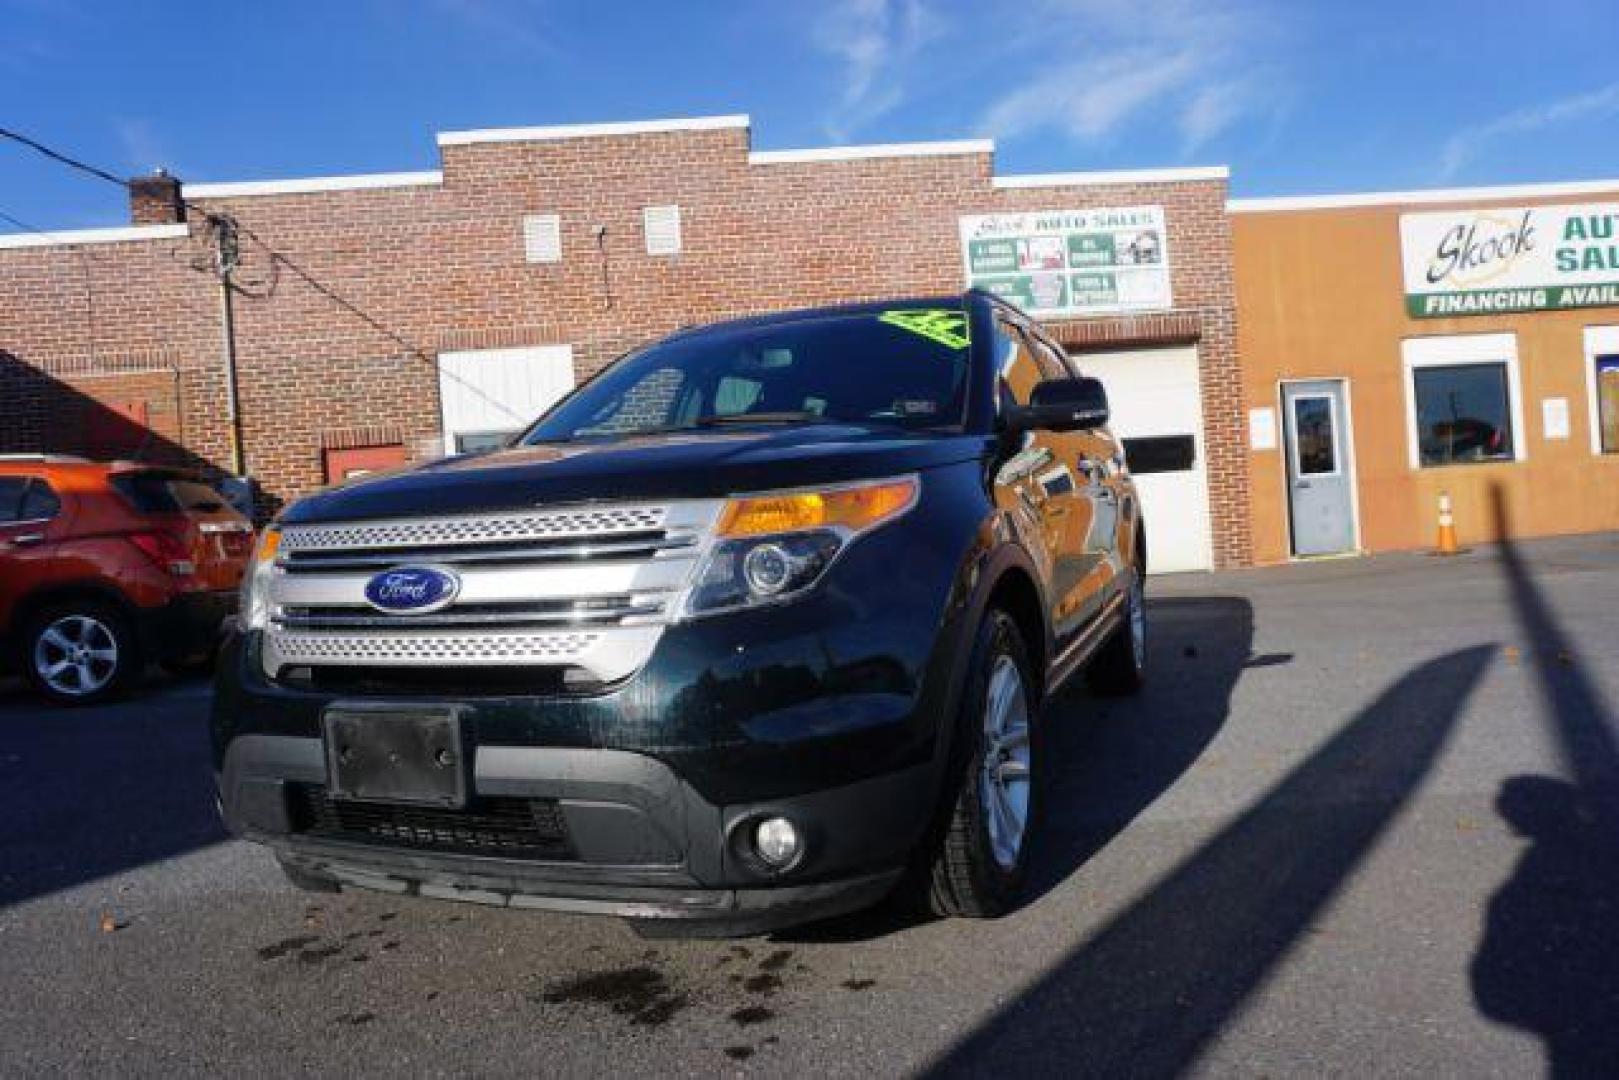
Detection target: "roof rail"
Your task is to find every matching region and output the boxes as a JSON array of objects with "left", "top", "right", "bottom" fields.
[{"left": 0, "top": 453, "right": 92, "bottom": 464}]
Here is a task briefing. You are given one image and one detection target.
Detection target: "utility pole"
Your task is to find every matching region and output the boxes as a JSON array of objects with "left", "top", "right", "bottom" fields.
[{"left": 212, "top": 214, "right": 247, "bottom": 477}]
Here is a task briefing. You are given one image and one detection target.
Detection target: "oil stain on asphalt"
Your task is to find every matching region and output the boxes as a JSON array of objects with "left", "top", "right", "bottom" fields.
[{"left": 533, "top": 966, "right": 691, "bottom": 1027}]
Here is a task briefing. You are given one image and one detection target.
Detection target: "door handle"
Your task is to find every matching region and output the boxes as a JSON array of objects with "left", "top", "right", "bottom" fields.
[
  {"left": 1295, "top": 481, "right": 1312, "bottom": 491},
  {"left": 11, "top": 533, "right": 45, "bottom": 546}
]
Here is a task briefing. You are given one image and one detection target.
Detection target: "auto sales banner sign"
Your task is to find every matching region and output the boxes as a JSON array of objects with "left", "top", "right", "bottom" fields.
[
  {"left": 960, "top": 206, "right": 1173, "bottom": 318},
  {"left": 1401, "top": 202, "right": 1619, "bottom": 318}
]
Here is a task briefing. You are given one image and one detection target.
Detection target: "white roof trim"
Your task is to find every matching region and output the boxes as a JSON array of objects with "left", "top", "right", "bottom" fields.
[
  {"left": 749, "top": 139, "right": 993, "bottom": 165},
  {"left": 1230, "top": 176, "right": 1619, "bottom": 213},
  {"left": 0, "top": 222, "right": 189, "bottom": 251},
  {"left": 993, "top": 165, "right": 1229, "bottom": 188},
  {"left": 438, "top": 115, "right": 750, "bottom": 147},
  {"left": 186, "top": 171, "right": 444, "bottom": 198}
]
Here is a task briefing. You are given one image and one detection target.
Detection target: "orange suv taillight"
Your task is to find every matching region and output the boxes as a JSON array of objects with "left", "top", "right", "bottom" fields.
[{"left": 128, "top": 530, "right": 196, "bottom": 578}]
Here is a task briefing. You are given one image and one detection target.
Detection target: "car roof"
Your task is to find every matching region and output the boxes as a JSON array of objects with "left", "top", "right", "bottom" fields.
[{"left": 0, "top": 458, "right": 207, "bottom": 492}]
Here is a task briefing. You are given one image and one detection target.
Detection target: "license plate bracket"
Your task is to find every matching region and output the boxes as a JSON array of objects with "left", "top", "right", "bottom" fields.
[{"left": 322, "top": 705, "right": 468, "bottom": 808}]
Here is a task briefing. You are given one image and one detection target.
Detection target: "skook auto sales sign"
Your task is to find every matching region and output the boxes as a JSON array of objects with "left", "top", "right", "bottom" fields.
[
  {"left": 960, "top": 206, "right": 1172, "bottom": 318},
  {"left": 1401, "top": 201, "right": 1619, "bottom": 317}
]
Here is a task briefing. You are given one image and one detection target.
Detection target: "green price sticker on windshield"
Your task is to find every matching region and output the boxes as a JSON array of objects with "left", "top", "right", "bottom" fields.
[{"left": 879, "top": 309, "right": 971, "bottom": 351}]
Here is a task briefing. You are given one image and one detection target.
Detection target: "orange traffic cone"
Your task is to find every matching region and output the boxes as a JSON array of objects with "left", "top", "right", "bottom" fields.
[{"left": 1435, "top": 491, "right": 1459, "bottom": 555}]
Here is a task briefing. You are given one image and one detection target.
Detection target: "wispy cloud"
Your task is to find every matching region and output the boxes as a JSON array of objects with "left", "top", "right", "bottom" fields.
[
  {"left": 1438, "top": 82, "right": 1619, "bottom": 181},
  {"left": 425, "top": 0, "right": 555, "bottom": 54},
  {"left": 978, "top": 0, "right": 1286, "bottom": 156},
  {"left": 812, "top": 0, "right": 941, "bottom": 140},
  {"left": 114, "top": 118, "right": 171, "bottom": 174}
]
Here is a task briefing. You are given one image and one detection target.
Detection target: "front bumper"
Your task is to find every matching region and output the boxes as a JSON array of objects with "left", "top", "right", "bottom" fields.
[{"left": 220, "top": 732, "right": 925, "bottom": 934}]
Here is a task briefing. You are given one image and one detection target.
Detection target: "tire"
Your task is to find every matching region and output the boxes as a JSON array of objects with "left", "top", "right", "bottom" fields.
[
  {"left": 924, "top": 608, "right": 1040, "bottom": 919},
  {"left": 20, "top": 600, "right": 141, "bottom": 707},
  {"left": 1087, "top": 563, "right": 1147, "bottom": 696}
]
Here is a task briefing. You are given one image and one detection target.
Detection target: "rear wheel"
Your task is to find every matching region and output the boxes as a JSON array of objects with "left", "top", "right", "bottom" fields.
[
  {"left": 21, "top": 601, "right": 140, "bottom": 706},
  {"left": 925, "top": 608, "right": 1040, "bottom": 918},
  {"left": 1087, "top": 564, "right": 1147, "bottom": 696}
]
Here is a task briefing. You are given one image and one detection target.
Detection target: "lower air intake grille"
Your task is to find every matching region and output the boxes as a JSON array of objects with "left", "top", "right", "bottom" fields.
[{"left": 286, "top": 784, "right": 574, "bottom": 861}]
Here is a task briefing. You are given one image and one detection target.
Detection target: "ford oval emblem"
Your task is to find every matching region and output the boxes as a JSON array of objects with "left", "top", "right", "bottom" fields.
[{"left": 363, "top": 566, "right": 461, "bottom": 614}]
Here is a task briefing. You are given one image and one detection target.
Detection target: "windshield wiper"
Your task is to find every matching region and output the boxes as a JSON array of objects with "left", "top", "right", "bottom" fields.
[{"left": 693, "top": 411, "right": 832, "bottom": 427}]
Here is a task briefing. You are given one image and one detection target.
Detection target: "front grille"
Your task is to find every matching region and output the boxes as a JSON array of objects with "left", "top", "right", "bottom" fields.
[
  {"left": 279, "top": 506, "right": 669, "bottom": 552},
  {"left": 271, "top": 628, "right": 604, "bottom": 665},
  {"left": 263, "top": 500, "right": 722, "bottom": 682},
  {"left": 286, "top": 783, "right": 574, "bottom": 861}
]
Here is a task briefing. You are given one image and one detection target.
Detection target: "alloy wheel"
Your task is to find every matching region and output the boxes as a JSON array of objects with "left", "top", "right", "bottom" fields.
[
  {"left": 979, "top": 652, "right": 1032, "bottom": 869},
  {"left": 33, "top": 615, "right": 120, "bottom": 697}
]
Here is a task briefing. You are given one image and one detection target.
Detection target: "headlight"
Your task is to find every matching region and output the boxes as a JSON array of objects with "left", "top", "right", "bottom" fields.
[
  {"left": 684, "top": 476, "right": 918, "bottom": 617},
  {"left": 239, "top": 526, "right": 281, "bottom": 631}
]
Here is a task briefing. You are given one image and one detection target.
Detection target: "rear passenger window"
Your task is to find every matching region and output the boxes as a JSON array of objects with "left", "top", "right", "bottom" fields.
[
  {"left": 111, "top": 473, "right": 227, "bottom": 513},
  {"left": 19, "top": 480, "right": 61, "bottom": 520},
  {"left": 0, "top": 477, "right": 27, "bottom": 523}
]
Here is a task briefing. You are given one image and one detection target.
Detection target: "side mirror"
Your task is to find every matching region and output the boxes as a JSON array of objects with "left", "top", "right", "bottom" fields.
[{"left": 1008, "top": 376, "right": 1109, "bottom": 433}]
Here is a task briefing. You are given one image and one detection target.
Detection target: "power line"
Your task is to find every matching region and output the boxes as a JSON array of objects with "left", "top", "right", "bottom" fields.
[
  {"left": 0, "top": 125, "right": 529, "bottom": 427},
  {"left": 0, "top": 126, "right": 128, "bottom": 189}
]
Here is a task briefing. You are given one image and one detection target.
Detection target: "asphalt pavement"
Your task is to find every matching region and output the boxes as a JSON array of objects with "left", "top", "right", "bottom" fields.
[{"left": 3, "top": 530, "right": 1618, "bottom": 1077}]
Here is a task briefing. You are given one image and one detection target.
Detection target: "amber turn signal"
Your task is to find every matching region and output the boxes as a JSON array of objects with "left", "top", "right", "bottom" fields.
[
  {"left": 254, "top": 526, "right": 283, "bottom": 565},
  {"left": 716, "top": 476, "right": 919, "bottom": 538}
]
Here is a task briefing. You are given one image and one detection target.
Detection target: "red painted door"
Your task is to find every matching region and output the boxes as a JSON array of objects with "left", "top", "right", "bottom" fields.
[{"left": 323, "top": 444, "right": 407, "bottom": 484}]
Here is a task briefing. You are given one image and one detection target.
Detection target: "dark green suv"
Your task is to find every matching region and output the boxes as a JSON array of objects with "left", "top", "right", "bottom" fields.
[{"left": 213, "top": 290, "right": 1146, "bottom": 935}]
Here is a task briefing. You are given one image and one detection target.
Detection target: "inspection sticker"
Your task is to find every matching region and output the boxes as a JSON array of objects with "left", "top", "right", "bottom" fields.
[{"left": 878, "top": 309, "right": 971, "bottom": 350}]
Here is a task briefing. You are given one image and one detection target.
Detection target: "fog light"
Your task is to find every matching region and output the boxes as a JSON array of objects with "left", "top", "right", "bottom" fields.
[
  {"left": 752, "top": 816, "right": 801, "bottom": 869},
  {"left": 742, "top": 543, "right": 793, "bottom": 596}
]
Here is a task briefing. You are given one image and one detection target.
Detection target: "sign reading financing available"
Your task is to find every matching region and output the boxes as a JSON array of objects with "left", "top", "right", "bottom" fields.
[
  {"left": 960, "top": 206, "right": 1172, "bottom": 318},
  {"left": 1401, "top": 202, "right": 1619, "bottom": 318}
]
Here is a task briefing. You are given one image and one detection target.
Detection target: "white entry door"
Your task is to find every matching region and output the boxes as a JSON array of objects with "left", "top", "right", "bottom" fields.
[
  {"left": 437, "top": 345, "right": 575, "bottom": 454},
  {"left": 1072, "top": 345, "right": 1213, "bottom": 573}
]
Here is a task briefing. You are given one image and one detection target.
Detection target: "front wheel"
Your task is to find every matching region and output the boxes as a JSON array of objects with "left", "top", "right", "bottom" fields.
[
  {"left": 925, "top": 608, "right": 1040, "bottom": 918},
  {"left": 22, "top": 602, "right": 140, "bottom": 706}
]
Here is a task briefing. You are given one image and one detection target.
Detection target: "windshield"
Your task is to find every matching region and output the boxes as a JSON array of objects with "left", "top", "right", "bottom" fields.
[{"left": 523, "top": 307, "right": 971, "bottom": 444}]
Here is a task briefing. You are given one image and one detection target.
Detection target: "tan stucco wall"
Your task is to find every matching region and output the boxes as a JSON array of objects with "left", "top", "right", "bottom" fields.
[{"left": 1234, "top": 193, "right": 1619, "bottom": 564}]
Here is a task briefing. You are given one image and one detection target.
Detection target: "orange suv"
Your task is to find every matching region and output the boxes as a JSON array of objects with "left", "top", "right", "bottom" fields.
[{"left": 0, "top": 456, "right": 253, "bottom": 704}]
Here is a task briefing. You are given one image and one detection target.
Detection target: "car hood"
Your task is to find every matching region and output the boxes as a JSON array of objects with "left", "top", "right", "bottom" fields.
[{"left": 281, "top": 425, "right": 987, "bottom": 524}]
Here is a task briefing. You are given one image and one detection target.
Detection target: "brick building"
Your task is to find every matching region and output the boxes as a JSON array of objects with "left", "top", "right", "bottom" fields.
[{"left": 0, "top": 115, "right": 1249, "bottom": 570}]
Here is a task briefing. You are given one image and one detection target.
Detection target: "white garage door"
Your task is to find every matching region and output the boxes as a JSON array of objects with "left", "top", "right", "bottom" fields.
[
  {"left": 1073, "top": 345, "right": 1213, "bottom": 573},
  {"left": 438, "top": 345, "right": 575, "bottom": 454}
]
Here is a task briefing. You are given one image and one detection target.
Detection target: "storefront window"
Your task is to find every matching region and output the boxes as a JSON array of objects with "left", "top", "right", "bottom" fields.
[
  {"left": 1412, "top": 361, "right": 1515, "bottom": 466},
  {"left": 1597, "top": 355, "right": 1619, "bottom": 455}
]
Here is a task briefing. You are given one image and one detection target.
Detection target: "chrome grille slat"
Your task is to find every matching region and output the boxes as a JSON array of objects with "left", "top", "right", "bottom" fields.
[
  {"left": 278, "top": 534, "right": 698, "bottom": 571},
  {"left": 273, "top": 559, "right": 694, "bottom": 608},
  {"left": 274, "top": 601, "right": 668, "bottom": 629}
]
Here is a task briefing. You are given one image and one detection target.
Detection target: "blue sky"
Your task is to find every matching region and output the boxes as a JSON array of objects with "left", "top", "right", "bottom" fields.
[{"left": 3, "top": 0, "right": 1619, "bottom": 231}]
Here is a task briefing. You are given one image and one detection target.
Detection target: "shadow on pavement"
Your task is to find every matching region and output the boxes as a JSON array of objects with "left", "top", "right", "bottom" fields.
[
  {"left": 927, "top": 641, "right": 1494, "bottom": 1076},
  {"left": 779, "top": 595, "right": 1255, "bottom": 943},
  {"left": 1024, "top": 594, "right": 1258, "bottom": 903},
  {"left": 0, "top": 675, "right": 226, "bottom": 908},
  {"left": 1469, "top": 486, "right": 1619, "bottom": 1075}
]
